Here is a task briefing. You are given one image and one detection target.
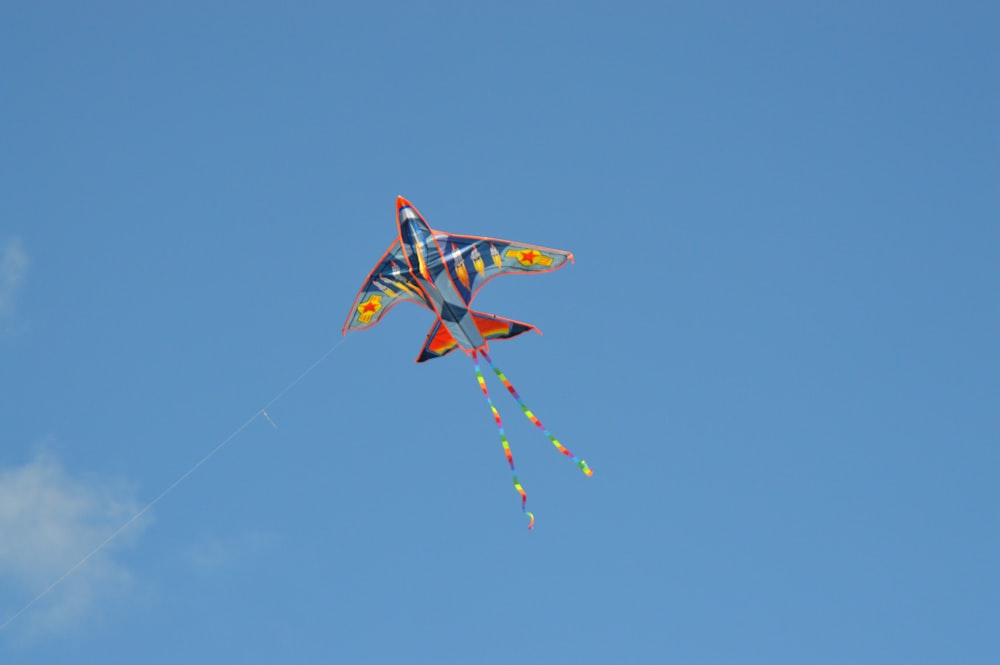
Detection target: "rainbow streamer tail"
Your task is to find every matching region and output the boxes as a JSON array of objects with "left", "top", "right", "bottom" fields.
[
  {"left": 480, "top": 349, "right": 593, "bottom": 477},
  {"left": 472, "top": 350, "right": 534, "bottom": 530},
  {"left": 471, "top": 349, "right": 593, "bottom": 529}
]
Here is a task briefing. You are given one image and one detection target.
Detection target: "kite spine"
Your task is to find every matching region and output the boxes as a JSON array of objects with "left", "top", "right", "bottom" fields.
[
  {"left": 472, "top": 350, "right": 534, "bottom": 530},
  {"left": 480, "top": 350, "right": 593, "bottom": 477}
]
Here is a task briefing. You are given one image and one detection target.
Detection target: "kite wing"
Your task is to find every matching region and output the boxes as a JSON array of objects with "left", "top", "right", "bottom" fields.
[
  {"left": 435, "top": 232, "right": 574, "bottom": 305},
  {"left": 342, "top": 239, "right": 431, "bottom": 333}
]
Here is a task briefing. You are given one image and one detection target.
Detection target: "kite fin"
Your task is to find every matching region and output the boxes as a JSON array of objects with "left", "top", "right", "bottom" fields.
[
  {"left": 471, "top": 311, "right": 539, "bottom": 343},
  {"left": 417, "top": 318, "right": 461, "bottom": 362}
]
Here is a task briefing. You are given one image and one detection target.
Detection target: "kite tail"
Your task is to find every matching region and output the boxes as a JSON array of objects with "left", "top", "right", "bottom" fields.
[
  {"left": 480, "top": 350, "right": 593, "bottom": 477},
  {"left": 472, "top": 350, "right": 535, "bottom": 530}
]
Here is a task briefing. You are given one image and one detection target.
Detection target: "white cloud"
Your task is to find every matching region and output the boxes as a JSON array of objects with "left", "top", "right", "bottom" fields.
[
  {"left": 0, "top": 237, "right": 29, "bottom": 319},
  {"left": 0, "top": 453, "right": 147, "bottom": 638}
]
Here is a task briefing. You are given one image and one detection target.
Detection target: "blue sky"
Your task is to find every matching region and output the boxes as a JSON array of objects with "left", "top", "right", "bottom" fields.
[{"left": 2, "top": 2, "right": 997, "bottom": 663}]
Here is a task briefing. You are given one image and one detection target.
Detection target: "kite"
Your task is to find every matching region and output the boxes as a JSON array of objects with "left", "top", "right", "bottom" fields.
[{"left": 343, "top": 196, "right": 592, "bottom": 528}]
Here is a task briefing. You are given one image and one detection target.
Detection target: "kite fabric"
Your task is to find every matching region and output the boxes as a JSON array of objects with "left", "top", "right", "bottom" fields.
[{"left": 343, "top": 196, "right": 592, "bottom": 528}]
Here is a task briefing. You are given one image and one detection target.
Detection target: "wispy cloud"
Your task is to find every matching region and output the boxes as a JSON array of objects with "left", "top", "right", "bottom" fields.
[
  {"left": 185, "top": 530, "right": 276, "bottom": 572},
  {"left": 0, "top": 237, "right": 29, "bottom": 319},
  {"left": 0, "top": 453, "right": 147, "bottom": 639}
]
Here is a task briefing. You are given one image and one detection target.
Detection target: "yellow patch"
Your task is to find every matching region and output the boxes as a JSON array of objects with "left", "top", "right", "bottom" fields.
[
  {"left": 357, "top": 294, "right": 383, "bottom": 323},
  {"left": 506, "top": 248, "right": 553, "bottom": 267}
]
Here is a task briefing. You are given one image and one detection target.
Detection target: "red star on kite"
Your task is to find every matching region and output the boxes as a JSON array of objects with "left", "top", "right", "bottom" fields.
[
  {"left": 517, "top": 250, "right": 538, "bottom": 265},
  {"left": 357, "top": 295, "right": 383, "bottom": 323}
]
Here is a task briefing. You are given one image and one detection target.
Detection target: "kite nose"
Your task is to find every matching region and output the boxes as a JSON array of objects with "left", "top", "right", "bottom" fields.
[{"left": 397, "top": 195, "right": 412, "bottom": 210}]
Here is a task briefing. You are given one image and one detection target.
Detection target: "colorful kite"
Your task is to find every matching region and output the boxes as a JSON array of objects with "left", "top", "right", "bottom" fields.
[{"left": 343, "top": 196, "right": 592, "bottom": 528}]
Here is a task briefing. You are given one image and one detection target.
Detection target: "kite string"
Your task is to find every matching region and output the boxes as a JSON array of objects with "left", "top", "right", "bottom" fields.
[
  {"left": 0, "top": 337, "right": 348, "bottom": 634},
  {"left": 472, "top": 350, "right": 534, "bottom": 530},
  {"left": 480, "top": 349, "right": 593, "bottom": 477}
]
